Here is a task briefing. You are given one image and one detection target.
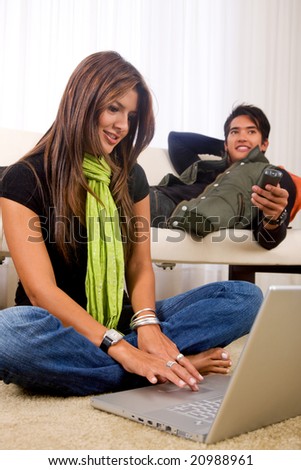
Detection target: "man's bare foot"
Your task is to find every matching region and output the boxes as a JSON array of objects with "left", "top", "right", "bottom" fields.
[{"left": 187, "top": 348, "right": 232, "bottom": 375}]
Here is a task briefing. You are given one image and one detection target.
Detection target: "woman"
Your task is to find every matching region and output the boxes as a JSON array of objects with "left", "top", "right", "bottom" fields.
[{"left": 0, "top": 51, "right": 263, "bottom": 396}]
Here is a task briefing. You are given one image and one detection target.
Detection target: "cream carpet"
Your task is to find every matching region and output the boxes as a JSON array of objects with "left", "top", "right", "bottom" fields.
[{"left": 1, "top": 337, "right": 300, "bottom": 450}]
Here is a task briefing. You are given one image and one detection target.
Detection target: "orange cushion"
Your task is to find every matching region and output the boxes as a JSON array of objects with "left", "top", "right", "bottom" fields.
[{"left": 287, "top": 171, "right": 301, "bottom": 221}]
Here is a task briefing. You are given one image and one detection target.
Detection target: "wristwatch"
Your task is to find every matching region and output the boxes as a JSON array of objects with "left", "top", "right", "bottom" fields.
[
  {"left": 99, "top": 329, "right": 124, "bottom": 353},
  {"left": 263, "top": 209, "right": 288, "bottom": 227}
]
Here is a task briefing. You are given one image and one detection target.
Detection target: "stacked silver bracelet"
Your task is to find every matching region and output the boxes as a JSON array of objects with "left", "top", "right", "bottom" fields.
[{"left": 130, "top": 307, "right": 161, "bottom": 330}]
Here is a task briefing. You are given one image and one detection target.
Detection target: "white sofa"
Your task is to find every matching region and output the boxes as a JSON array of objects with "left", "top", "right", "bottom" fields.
[
  {"left": 139, "top": 145, "right": 301, "bottom": 282},
  {"left": 1, "top": 127, "right": 301, "bottom": 286}
]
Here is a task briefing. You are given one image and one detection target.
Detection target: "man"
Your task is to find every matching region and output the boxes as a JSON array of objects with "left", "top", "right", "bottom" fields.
[{"left": 150, "top": 104, "right": 297, "bottom": 249}]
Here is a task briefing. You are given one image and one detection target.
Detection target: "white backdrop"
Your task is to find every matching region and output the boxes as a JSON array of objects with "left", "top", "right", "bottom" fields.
[
  {"left": 0, "top": 0, "right": 300, "bottom": 172},
  {"left": 1, "top": 0, "right": 300, "bottom": 300}
]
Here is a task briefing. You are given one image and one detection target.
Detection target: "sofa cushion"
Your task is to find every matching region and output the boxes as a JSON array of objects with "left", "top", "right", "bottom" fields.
[{"left": 168, "top": 131, "right": 224, "bottom": 174}]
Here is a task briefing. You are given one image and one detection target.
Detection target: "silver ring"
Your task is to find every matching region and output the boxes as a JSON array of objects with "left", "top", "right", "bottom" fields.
[
  {"left": 176, "top": 353, "right": 184, "bottom": 362},
  {"left": 166, "top": 360, "right": 177, "bottom": 368}
]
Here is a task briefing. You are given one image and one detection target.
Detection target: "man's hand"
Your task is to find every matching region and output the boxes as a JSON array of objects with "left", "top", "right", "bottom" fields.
[{"left": 251, "top": 183, "right": 289, "bottom": 228}]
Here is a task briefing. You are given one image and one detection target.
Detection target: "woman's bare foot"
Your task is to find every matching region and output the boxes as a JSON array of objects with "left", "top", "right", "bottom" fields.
[{"left": 187, "top": 348, "right": 232, "bottom": 375}]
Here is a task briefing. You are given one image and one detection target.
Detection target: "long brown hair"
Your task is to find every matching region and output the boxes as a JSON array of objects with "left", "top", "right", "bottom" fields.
[{"left": 24, "top": 51, "right": 155, "bottom": 261}]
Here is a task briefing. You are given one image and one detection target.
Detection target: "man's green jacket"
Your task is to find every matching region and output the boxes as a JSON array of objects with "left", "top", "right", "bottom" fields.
[{"left": 161, "top": 147, "right": 275, "bottom": 237}]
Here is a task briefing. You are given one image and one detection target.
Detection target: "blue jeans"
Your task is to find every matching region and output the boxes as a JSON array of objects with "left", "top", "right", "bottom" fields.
[
  {"left": 0, "top": 281, "right": 262, "bottom": 396},
  {"left": 149, "top": 188, "right": 176, "bottom": 228}
]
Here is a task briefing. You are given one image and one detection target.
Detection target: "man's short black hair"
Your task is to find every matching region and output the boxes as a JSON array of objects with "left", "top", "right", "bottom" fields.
[{"left": 224, "top": 104, "right": 271, "bottom": 143}]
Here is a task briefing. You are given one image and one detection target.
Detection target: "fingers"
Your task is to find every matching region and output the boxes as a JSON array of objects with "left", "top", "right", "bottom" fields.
[
  {"left": 145, "top": 356, "right": 202, "bottom": 391},
  {"left": 166, "top": 349, "right": 204, "bottom": 390},
  {"left": 176, "top": 354, "right": 203, "bottom": 382},
  {"left": 148, "top": 374, "right": 158, "bottom": 384},
  {"left": 162, "top": 354, "right": 203, "bottom": 391},
  {"left": 164, "top": 360, "right": 201, "bottom": 391},
  {"left": 252, "top": 184, "right": 288, "bottom": 204},
  {"left": 251, "top": 185, "right": 288, "bottom": 216}
]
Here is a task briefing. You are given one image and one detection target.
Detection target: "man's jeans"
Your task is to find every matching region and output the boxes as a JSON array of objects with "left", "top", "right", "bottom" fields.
[
  {"left": 149, "top": 188, "right": 176, "bottom": 228},
  {"left": 0, "top": 281, "right": 263, "bottom": 396}
]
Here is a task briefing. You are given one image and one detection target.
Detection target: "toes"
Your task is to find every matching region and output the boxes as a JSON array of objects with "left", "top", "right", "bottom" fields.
[
  {"left": 202, "top": 367, "right": 231, "bottom": 376},
  {"left": 210, "top": 359, "right": 232, "bottom": 368},
  {"left": 203, "top": 348, "right": 230, "bottom": 361},
  {"left": 187, "top": 347, "right": 232, "bottom": 376}
]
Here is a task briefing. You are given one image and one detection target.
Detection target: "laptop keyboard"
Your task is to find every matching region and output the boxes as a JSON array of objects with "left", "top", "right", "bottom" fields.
[{"left": 167, "top": 398, "right": 222, "bottom": 424}]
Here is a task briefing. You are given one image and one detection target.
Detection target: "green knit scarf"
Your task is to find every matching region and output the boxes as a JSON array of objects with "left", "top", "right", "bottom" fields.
[{"left": 83, "top": 153, "right": 124, "bottom": 328}]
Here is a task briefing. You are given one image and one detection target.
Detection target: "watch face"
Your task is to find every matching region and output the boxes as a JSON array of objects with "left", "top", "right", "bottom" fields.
[
  {"left": 106, "top": 329, "right": 123, "bottom": 344},
  {"left": 279, "top": 209, "right": 288, "bottom": 223},
  {"left": 100, "top": 329, "right": 123, "bottom": 352}
]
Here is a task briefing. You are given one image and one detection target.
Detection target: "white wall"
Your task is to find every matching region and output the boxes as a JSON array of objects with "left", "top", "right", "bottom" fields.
[{"left": 0, "top": 0, "right": 300, "bottom": 174}]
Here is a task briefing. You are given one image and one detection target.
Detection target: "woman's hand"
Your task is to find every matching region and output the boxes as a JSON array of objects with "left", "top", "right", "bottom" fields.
[
  {"left": 108, "top": 336, "right": 203, "bottom": 391},
  {"left": 137, "top": 324, "right": 202, "bottom": 390}
]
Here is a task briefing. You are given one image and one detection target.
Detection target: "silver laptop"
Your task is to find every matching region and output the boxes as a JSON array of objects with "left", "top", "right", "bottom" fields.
[{"left": 91, "top": 285, "right": 301, "bottom": 444}]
